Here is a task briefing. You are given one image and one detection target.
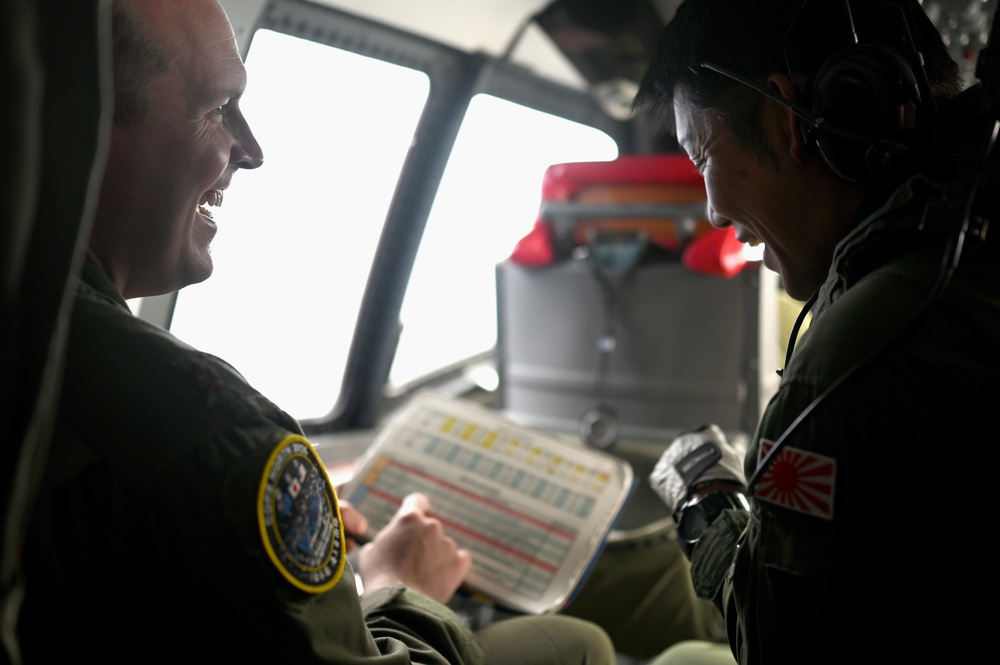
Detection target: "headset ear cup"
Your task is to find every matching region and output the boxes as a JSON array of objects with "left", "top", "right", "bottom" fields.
[{"left": 808, "top": 44, "right": 921, "bottom": 183}]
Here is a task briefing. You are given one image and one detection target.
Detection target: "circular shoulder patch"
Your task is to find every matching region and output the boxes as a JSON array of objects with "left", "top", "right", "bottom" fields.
[{"left": 257, "top": 435, "right": 346, "bottom": 593}]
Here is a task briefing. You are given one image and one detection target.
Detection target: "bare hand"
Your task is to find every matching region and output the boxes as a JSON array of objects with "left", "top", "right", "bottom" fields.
[
  {"left": 356, "top": 492, "right": 472, "bottom": 604},
  {"left": 338, "top": 500, "right": 370, "bottom": 552}
]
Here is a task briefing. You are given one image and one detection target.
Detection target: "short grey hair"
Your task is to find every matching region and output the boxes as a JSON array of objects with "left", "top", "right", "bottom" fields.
[{"left": 110, "top": 0, "right": 168, "bottom": 124}]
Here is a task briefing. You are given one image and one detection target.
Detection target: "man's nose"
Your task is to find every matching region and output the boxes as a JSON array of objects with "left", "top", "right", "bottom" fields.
[
  {"left": 706, "top": 202, "right": 730, "bottom": 229},
  {"left": 233, "top": 118, "right": 264, "bottom": 170}
]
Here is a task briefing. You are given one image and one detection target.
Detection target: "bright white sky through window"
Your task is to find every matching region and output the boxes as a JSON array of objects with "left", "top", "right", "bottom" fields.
[
  {"left": 169, "top": 29, "right": 617, "bottom": 422},
  {"left": 391, "top": 95, "right": 618, "bottom": 390}
]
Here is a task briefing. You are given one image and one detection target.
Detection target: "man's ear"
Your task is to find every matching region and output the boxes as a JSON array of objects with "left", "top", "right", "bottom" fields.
[{"left": 766, "top": 73, "right": 810, "bottom": 165}]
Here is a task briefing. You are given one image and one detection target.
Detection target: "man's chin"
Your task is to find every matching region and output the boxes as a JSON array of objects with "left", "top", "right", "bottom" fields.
[
  {"left": 761, "top": 247, "right": 780, "bottom": 276},
  {"left": 762, "top": 250, "right": 801, "bottom": 300},
  {"left": 169, "top": 249, "right": 215, "bottom": 293},
  {"left": 184, "top": 255, "right": 214, "bottom": 288}
]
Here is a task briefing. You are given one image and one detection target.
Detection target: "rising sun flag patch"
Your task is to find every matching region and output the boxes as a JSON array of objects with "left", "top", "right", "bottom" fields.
[{"left": 755, "top": 440, "right": 836, "bottom": 520}]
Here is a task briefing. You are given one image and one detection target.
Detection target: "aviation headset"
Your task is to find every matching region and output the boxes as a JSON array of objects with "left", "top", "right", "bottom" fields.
[{"left": 697, "top": 0, "right": 931, "bottom": 184}]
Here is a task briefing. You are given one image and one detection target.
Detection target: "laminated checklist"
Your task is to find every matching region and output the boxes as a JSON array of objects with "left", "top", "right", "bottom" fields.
[{"left": 340, "top": 391, "right": 636, "bottom": 615}]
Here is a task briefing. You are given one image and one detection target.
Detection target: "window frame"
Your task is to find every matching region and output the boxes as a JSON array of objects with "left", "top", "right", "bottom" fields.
[{"left": 144, "top": 0, "right": 631, "bottom": 434}]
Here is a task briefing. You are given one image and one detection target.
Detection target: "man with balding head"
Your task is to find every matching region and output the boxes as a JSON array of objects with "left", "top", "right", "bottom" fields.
[{"left": 16, "top": 2, "right": 615, "bottom": 663}]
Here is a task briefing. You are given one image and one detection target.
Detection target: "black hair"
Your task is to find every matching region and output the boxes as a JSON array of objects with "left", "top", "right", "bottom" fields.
[
  {"left": 110, "top": 0, "right": 168, "bottom": 124},
  {"left": 633, "top": 0, "right": 964, "bottom": 167}
]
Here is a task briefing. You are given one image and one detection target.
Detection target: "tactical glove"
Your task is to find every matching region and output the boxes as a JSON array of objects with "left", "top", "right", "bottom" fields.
[{"left": 648, "top": 423, "right": 746, "bottom": 513}]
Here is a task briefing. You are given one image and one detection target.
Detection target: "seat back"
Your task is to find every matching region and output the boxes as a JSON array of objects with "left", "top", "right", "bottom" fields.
[
  {"left": 1, "top": 2, "right": 111, "bottom": 662},
  {"left": 497, "top": 154, "right": 779, "bottom": 445}
]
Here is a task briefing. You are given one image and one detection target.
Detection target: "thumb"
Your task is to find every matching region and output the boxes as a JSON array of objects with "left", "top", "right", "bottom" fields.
[{"left": 397, "top": 492, "right": 431, "bottom": 517}]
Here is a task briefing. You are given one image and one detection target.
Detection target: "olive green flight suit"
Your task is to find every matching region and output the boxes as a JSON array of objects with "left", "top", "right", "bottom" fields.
[
  {"left": 17, "top": 258, "right": 613, "bottom": 665},
  {"left": 654, "top": 88, "right": 1000, "bottom": 665}
]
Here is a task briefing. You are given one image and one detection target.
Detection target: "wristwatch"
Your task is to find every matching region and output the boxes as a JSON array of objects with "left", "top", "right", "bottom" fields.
[{"left": 673, "top": 490, "right": 749, "bottom": 557}]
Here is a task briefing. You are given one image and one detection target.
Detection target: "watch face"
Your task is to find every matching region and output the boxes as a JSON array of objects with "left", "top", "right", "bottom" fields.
[
  {"left": 676, "top": 500, "right": 712, "bottom": 546},
  {"left": 675, "top": 492, "right": 749, "bottom": 553}
]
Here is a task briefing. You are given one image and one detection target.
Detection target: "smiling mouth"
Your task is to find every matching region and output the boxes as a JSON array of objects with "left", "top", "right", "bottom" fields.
[{"left": 197, "top": 189, "right": 224, "bottom": 219}]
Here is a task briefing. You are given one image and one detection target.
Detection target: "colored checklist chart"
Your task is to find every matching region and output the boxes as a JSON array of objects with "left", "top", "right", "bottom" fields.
[{"left": 341, "top": 391, "right": 636, "bottom": 615}]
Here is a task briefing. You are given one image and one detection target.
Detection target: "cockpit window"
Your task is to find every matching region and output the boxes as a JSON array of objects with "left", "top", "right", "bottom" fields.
[
  {"left": 389, "top": 94, "right": 617, "bottom": 391},
  {"left": 170, "top": 30, "right": 429, "bottom": 420},
  {"left": 168, "top": 29, "right": 616, "bottom": 422}
]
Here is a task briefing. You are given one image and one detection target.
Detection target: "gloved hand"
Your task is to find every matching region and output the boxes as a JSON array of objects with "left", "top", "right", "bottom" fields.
[{"left": 649, "top": 424, "right": 747, "bottom": 514}]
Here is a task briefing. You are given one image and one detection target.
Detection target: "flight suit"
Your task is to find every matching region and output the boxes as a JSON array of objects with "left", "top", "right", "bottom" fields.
[
  {"left": 17, "top": 258, "right": 612, "bottom": 664},
  {"left": 668, "top": 88, "right": 1000, "bottom": 664}
]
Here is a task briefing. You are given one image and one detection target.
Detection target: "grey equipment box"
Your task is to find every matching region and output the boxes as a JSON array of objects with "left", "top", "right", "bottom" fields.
[{"left": 495, "top": 257, "right": 779, "bottom": 442}]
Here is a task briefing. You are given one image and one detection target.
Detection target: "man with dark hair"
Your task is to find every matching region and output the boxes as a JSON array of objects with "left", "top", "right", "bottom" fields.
[
  {"left": 633, "top": 1, "right": 1000, "bottom": 663},
  {"left": 15, "top": 1, "right": 616, "bottom": 663}
]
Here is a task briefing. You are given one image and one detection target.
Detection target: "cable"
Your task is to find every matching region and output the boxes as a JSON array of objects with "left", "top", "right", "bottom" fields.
[{"left": 578, "top": 231, "right": 648, "bottom": 449}]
